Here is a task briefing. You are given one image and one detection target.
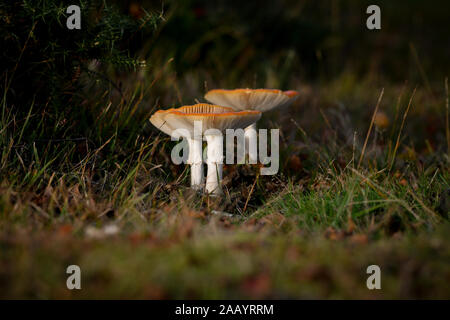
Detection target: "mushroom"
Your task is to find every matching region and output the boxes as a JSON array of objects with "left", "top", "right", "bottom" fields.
[
  {"left": 204, "top": 89, "right": 299, "bottom": 163},
  {"left": 150, "top": 103, "right": 261, "bottom": 194}
]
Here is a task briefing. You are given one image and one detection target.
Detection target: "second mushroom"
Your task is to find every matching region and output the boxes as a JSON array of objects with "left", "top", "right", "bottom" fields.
[{"left": 204, "top": 89, "right": 299, "bottom": 163}]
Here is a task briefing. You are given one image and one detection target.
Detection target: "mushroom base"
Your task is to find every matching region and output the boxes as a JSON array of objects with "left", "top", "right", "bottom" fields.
[
  {"left": 245, "top": 122, "right": 258, "bottom": 164},
  {"left": 205, "top": 135, "right": 223, "bottom": 195},
  {"left": 187, "top": 137, "right": 204, "bottom": 190},
  {"left": 190, "top": 163, "right": 204, "bottom": 190}
]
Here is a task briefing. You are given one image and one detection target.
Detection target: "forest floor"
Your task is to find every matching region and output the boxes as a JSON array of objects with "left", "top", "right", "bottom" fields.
[{"left": 1, "top": 74, "right": 449, "bottom": 299}]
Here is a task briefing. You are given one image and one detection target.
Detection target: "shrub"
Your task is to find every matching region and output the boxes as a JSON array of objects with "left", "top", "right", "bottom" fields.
[{"left": 0, "top": 0, "right": 159, "bottom": 136}]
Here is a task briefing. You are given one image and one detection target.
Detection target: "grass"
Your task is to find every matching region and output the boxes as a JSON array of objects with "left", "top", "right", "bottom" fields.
[{"left": 0, "top": 67, "right": 449, "bottom": 299}]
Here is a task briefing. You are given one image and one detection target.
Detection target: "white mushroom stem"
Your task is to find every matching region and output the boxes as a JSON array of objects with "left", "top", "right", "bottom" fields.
[
  {"left": 187, "top": 137, "right": 204, "bottom": 190},
  {"left": 245, "top": 122, "right": 258, "bottom": 164},
  {"left": 205, "top": 134, "right": 223, "bottom": 195}
]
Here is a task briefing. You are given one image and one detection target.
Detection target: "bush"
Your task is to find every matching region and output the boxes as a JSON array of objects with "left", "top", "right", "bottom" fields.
[{"left": 0, "top": 0, "right": 159, "bottom": 136}]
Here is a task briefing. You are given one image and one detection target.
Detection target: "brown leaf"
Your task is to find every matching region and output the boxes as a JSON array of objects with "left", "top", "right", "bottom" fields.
[
  {"left": 374, "top": 111, "right": 390, "bottom": 129},
  {"left": 57, "top": 224, "right": 72, "bottom": 236},
  {"left": 349, "top": 234, "right": 368, "bottom": 245},
  {"left": 288, "top": 155, "right": 302, "bottom": 171},
  {"left": 347, "top": 217, "right": 356, "bottom": 234},
  {"left": 324, "top": 227, "right": 344, "bottom": 240},
  {"left": 241, "top": 273, "right": 271, "bottom": 298}
]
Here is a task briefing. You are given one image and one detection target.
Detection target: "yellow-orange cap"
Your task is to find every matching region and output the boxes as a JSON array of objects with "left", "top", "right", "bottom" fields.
[
  {"left": 149, "top": 103, "right": 261, "bottom": 137},
  {"left": 204, "top": 88, "right": 299, "bottom": 112}
]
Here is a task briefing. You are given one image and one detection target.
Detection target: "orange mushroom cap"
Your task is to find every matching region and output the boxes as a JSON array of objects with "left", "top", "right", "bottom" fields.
[
  {"left": 204, "top": 88, "right": 299, "bottom": 112},
  {"left": 149, "top": 103, "right": 261, "bottom": 137}
]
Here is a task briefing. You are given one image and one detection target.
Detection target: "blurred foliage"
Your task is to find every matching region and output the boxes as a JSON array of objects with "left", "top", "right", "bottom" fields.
[
  {"left": 141, "top": 0, "right": 449, "bottom": 87},
  {"left": 1, "top": 0, "right": 448, "bottom": 138},
  {"left": 0, "top": 0, "right": 159, "bottom": 131}
]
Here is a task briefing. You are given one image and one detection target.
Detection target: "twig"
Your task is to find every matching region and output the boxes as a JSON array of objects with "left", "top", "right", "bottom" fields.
[
  {"left": 243, "top": 172, "right": 259, "bottom": 214},
  {"left": 358, "top": 88, "right": 384, "bottom": 169},
  {"left": 389, "top": 87, "right": 416, "bottom": 172},
  {"left": 388, "top": 82, "right": 406, "bottom": 159},
  {"left": 148, "top": 57, "right": 173, "bottom": 90},
  {"left": 83, "top": 67, "right": 125, "bottom": 100},
  {"left": 34, "top": 137, "right": 88, "bottom": 143},
  {"left": 445, "top": 77, "right": 449, "bottom": 154},
  {"left": 410, "top": 43, "right": 434, "bottom": 99},
  {"left": 5, "top": 22, "right": 36, "bottom": 94},
  {"left": 407, "top": 188, "right": 440, "bottom": 222}
]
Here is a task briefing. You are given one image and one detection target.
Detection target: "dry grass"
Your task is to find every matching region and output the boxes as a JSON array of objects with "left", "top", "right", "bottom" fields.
[{"left": 0, "top": 68, "right": 449, "bottom": 299}]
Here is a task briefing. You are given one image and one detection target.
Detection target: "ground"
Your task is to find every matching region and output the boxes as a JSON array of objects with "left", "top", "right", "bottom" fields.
[{"left": 1, "top": 73, "right": 449, "bottom": 299}]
